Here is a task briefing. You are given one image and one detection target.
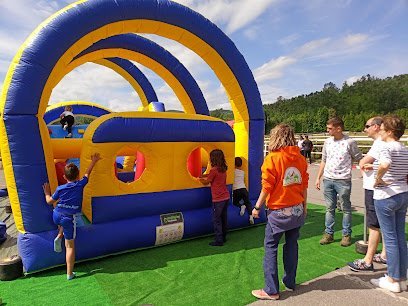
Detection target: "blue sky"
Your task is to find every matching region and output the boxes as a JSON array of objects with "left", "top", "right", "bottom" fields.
[{"left": 0, "top": 0, "right": 407, "bottom": 112}]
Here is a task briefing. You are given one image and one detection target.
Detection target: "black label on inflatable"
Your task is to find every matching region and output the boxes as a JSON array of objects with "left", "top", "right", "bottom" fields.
[{"left": 160, "top": 212, "right": 184, "bottom": 225}]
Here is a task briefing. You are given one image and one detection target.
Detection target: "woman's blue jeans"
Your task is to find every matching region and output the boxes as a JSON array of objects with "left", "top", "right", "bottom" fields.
[
  {"left": 323, "top": 178, "right": 352, "bottom": 236},
  {"left": 374, "top": 192, "right": 408, "bottom": 280},
  {"left": 263, "top": 213, "right": 300, "bottom": 295}
]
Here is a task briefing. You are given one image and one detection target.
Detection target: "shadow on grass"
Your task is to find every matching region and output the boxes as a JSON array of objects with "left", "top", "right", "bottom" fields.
[{"left": 29, "top": 204, "right": 365, "bottom": 279}]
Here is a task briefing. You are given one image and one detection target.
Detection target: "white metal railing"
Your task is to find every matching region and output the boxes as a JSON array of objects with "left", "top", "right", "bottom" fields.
[{"left": 263, "top": 134, "right": 408, "bottom": 157}]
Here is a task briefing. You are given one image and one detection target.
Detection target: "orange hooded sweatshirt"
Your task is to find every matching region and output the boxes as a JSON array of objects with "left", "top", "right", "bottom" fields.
[{"left": 261, "top": 146, "right": 309, "bottom": 210}]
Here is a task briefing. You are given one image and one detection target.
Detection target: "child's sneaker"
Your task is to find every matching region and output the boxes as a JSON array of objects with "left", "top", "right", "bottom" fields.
[
  {"left": 54, "top": 237, "right": 62, "bottom": 253},
  {"left": 239, "top": 205, "right": 246, "bottom": 216},
  {"left": 67, "top": 272, "right": 76, "bottom": 280},
  {"left": 249, "top": 215, "right": 254, "bottom": 225},
  {"left": 65, "top": 133, "right": 72, "bottom": 138},
  {"left": 63, "top": 124, "right": 68, "bottom": 130},
  {"left": 347, "top": 259, "right": 374, "bottom": 272},
  {"left": 373, "top": 253, "right": 387, "bottom": 265}
]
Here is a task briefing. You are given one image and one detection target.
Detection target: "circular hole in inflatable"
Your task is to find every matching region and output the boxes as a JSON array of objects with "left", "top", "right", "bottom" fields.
[
  {"left": 187, "top": 147, "right": 209, "bottom": 178},
  {"left": 114, "top": 150, "right": 146, "bottom": 183}
]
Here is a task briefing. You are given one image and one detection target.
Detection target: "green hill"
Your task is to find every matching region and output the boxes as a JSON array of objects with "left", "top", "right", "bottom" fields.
[{"left": 210, "top": 74, "right": 408, "bottom": 133}]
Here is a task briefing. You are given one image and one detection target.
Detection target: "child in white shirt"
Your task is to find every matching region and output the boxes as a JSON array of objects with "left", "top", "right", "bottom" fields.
[{"left": 233, "top": 157, "right": 254, "bottom": 224}]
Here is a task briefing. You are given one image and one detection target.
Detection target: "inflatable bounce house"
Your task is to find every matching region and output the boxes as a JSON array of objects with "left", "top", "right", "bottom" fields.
[{"left": 0, "top": 0, "right": 265, "bottom": 273}]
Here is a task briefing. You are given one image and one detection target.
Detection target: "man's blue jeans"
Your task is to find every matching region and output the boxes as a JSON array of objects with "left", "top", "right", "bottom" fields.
[
  {"left": 323, "top": 178, "right": 352, "bottom": 236},
  {"left": 374, "top": 192, "right": 408, "bottom": 280}
]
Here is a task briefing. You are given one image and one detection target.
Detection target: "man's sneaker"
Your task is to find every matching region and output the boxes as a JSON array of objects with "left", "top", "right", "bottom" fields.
[
  {"left": 249, "top": 215, "right": 254, "bottom": 225},
  {"left": 370, "top": 275, "right": 401, "bottom": 293},
  {"left": 373, "top": 253, "right": 387, "bottom": 265},
  {"left": 54, "top": 237, "right": 62, "bottom": 253},
  {"left": 67, "top": 272, "right": 76, "bottom": 280},
  {"left": 240, "top": 205, "right": 246, "bottom": 216},
  {"left": 63, "top": 124, "right": 68, "bottom": 130},
  {"left": 340, "top": 235, "right": 352, "bottom": 247},
  {"left": 319, "top": 233, "right": 334, "bottom": 245},
  {"left": 347, "top": 259, "right": 374, "bottom": 272}
]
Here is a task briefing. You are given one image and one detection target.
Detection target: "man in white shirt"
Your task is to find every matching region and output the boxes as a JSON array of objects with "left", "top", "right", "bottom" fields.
[
  {"left": 315, "top": 117, "right": 362, "bottom": 246},
  {"left": 348, "top": 117, "right": 386, "bottom": 272}
]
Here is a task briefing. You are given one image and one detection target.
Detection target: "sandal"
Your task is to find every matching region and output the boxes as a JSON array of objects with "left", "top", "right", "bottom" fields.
[
  {"left": 251, "top": 289, "right": 279, "bottom": 300},
  {"left": 373, "top": 253, "right": 387, "bottom": 264}
]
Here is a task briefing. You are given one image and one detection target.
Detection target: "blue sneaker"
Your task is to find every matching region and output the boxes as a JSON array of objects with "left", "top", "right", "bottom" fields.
[
  {"left": 67, "top": 272, "right": 76, "bottom": 280},
  {"left": 54, "top": 237, "right": 62, "bottom": 253}
]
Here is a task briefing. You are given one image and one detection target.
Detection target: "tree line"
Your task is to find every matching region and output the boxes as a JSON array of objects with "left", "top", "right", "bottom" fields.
[{"left": 210, "top": 74, "right": 408, "bottom": 134}]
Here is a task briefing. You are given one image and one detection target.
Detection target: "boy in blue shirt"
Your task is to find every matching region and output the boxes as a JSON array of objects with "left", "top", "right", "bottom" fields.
[{"left": 43, "top": 153, "right": 101, "bottom": 280}]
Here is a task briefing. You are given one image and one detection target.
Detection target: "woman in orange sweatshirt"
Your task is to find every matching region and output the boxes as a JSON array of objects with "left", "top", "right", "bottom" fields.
[{"left": 251, "top": 124, "right": 309, "bottom": 301}]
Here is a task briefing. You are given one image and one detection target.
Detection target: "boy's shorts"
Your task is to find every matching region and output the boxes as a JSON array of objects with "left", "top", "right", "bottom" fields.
[
  {"left": 53, "top": 210, "right": 77, "bottom": 240},
  {"left": 364, "top": 189, "right": 380, "bottom": 229}
]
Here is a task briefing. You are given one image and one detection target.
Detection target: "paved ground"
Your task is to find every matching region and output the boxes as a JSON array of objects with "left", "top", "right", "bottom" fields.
[{"left": 1, "top": 163, "right": 408, "bottom": 305}]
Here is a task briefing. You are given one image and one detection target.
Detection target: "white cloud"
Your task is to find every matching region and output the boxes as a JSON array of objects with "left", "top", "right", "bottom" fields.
[
  {"left": 345, "top": 76, "right": 360, "bottom": 86},
  {"left": 173, "top": 0, "right": 279, "bottom": 34},
  {"left": 343, "top": 33, "right": 369, "bottom": 46},
  {"left": 253, "top": 56, "right": 297, "bottom": 82},
  {"left": 278, "top": 33, "right": 300, "bottom": 46}
]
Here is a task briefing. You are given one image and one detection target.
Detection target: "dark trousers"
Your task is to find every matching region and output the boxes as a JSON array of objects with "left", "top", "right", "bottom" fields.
[
  {"left": 263, "top": 213, "right": 300, "bottom": 295},
  {"left": 212, "top": 200, "right": 228, "bottom": 243},
  {"left": 233, "top": 188, "right": 252, "bottom": 215},
  {"left": 304, "top": 150, "right": 312, "bottom": 164},
  {"left": 60, "top": 115, "right": 74, "bottom": 133}
]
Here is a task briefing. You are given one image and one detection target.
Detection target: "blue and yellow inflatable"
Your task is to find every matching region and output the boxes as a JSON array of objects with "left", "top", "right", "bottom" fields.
[{"left": 0, "top": 0, "right": 264, "bottom": 272}]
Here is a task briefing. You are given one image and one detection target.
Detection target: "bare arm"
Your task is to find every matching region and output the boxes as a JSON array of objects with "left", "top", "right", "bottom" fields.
[
  {"left": 42, "top": 183, "right": 57, "bottom": 206},
  {"left": 84, "top": 153, "right": 101, "bottom": 178},
  {"left": 373, "top": 162, "right": 390, "bottom": 187},
  {"left": 315, "top": 161, "right": 325, "bottom": 190},
  {"left": 252, "top": 190, "right": 268, "bottom": 219}
]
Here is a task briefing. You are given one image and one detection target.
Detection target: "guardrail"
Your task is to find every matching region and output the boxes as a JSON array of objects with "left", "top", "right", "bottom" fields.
[{"left": 263, "top": 134, "right": 408, "bottom": 158}]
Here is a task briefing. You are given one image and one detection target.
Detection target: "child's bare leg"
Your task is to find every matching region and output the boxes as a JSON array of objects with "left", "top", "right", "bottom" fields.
[
  {"left": 54, "top": 226, "right": 63, "bottom": 253},
  {"left": 57, "top": 226, "right": 63, "bottom": 239},
  {"left": 65, "top": 239, "right": 76, "bottom": 279}
]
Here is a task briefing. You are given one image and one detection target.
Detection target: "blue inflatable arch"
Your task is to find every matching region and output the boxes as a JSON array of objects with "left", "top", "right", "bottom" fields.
[
  {"left": 0, "top": 0, "right": 263, "bottom": 236},
  {"left": 93, "top": 57, "right": 158, "bottom": 106},
  {"left": 72, "top": 34, "right": 209, "bottom": 115}
]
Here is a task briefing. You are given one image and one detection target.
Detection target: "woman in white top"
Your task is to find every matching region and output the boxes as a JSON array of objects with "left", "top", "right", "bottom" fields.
[{"left": 370, "top": 115, "right": 408, "bottom": 293}]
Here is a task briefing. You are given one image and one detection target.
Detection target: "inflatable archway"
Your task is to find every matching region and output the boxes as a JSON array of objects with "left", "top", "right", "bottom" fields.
[
  {"left": 92, "top": 57, "right": 158, "bottom": 106},
  {"left": 0, "top": 0, "right": 264, "bottom": 272},
  {"left": 70, "top": 34, "right": 209, "bottom": 115}
]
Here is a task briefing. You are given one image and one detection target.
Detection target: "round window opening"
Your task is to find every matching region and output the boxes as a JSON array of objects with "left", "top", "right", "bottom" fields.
[
  {"left": 114, "top": 150, "right": 146, "bottom": 183},
  {"left": 187, "top": 147, "right": 209, "bottom": 178}
]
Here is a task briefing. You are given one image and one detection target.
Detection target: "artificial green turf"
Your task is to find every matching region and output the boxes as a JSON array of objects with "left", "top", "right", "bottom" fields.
[{"left": 0, "top": 204, "right": 374, "bottom": 305}]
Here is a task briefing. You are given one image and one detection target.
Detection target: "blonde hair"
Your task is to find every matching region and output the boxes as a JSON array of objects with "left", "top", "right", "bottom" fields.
[{"left": 268, "top": 124, "right": 296, "bottom": 152}]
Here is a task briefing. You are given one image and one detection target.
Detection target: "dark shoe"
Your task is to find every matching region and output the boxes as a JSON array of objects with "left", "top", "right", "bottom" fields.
[
  {"left": 340, "top": 235, "right": 352, "bottom": 247},
  {"left": 209, "top": 241, "right": 223, "bottom": 247},
  {"left": 373, "top": 253, "right": 387, "bottom": 265},
  {"left": 223, "top": 237, "right": 227, "bottom": 243},
  {"left": 319, "top": 233, "right": 334, "bottom": 245},
  {"left": 348, "top": 259, "right": 374, "bottom": 272}
]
